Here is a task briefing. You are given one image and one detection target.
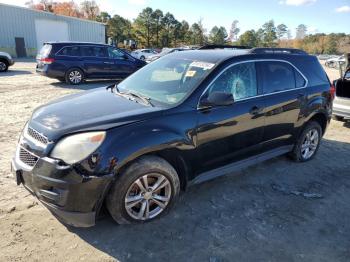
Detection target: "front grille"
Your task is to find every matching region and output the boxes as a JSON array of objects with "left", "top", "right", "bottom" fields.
[
  {"left": 27, "top": 127, "right": 49, "bottom": 145},
  {"left": 19, "top": 147, "right": 38, "bottom": 167}
]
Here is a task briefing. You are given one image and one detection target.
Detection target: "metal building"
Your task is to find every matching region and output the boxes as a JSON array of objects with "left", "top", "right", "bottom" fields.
[{"left": 0, "top": 3, "right": 105, "bottom": 57}]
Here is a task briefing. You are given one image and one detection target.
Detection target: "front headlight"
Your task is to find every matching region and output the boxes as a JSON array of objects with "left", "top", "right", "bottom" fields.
[{"left": 50, "top": 131, "right": 106, "bottom": 164}]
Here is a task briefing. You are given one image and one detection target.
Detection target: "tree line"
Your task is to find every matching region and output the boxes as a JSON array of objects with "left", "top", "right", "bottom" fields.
[{"left": 27, "top": 1, "right": 350, "bottom": 54}]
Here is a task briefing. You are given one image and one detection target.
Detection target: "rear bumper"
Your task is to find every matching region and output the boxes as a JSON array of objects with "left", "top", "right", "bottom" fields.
[
  {"left": 11, "top": 153, "right": 113, "bottom": 227},
  {"left": 36, "top": 65, "right": 65, "bottom": 79},
  {"left": 333, "top": 101, "right": 350, "bottom": 118}
]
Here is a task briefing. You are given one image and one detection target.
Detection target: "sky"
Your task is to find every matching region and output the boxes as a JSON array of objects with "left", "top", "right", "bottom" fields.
[{"left": 1, "top": 0, "right": 350, "bottom": 35}]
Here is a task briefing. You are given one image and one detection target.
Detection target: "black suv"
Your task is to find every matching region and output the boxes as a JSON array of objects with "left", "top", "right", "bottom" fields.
[
  {"left": 36, "top": 42, "right": 146, "bottom": 84},
  {"left": 12, "top": 48, "right": 333, "bottom": 227}
]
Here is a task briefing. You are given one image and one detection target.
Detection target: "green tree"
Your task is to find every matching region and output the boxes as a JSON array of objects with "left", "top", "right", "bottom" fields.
[
  {"left": 261, "top": 20, "right": 277, "bottom": 47},
  {"left": 134, "top": 7, "right": 154, "bottom": 47},
  {"left": 151, "top": 9, "right": 163, "bottom": 47},
  {"left": 209, "top": 26, "right": 228, "bottom": 44},
  {"left": 239, "top": 30, "right": 258, "bottom": 47},
  {"left": 276, "top": 24, "right": 288, "bottom": 40},
  {"left": 108, "top": 15, "right": 131, "bottom": 46},
  {"left": 161, "top": 12, "right": 177, "bottom": 47}
]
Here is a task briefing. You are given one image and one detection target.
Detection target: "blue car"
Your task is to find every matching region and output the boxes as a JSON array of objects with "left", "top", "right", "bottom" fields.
[{"left": 36, "top": 42, "right": 146, "bottom": 85}]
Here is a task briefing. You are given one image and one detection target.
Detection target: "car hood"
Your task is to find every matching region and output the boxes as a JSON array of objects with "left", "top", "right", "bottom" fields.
[{"left": 29, "top": 87, "right": 163, "bottom": 140}]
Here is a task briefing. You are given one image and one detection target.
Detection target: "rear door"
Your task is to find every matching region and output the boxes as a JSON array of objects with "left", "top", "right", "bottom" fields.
[
  {"left": 257, "top": 60, "right": 307, "bottom": 151},
  {"left": 81, "top": 46, "right": 110, "bottom": 77},
  {"left": 107, "top": 47, "right": 137, "bottom": 77}
]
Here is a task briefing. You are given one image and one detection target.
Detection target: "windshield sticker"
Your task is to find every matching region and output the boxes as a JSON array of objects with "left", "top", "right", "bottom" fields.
[
  {"left": 185, "top": 70, "right": 197, "bottom": 77},
  {"left": 190, "top": 61, "right": 215, "bottom": 70}
]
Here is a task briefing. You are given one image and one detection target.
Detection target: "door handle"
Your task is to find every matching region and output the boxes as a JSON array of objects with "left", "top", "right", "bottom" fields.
[
  {"left": 103, "top": 62, "right": 114, "bottom": 64},
  {"left": 249, "top": 106, "right": 262, "bottom": 115}
]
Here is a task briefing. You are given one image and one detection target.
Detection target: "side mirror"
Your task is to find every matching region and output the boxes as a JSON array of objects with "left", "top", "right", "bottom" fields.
[
  {"left": 200, "top": 91, "right": 234, "bottom": 108},
  {"left": 123, "top": 54, "right": 129, "bottom": 60}
]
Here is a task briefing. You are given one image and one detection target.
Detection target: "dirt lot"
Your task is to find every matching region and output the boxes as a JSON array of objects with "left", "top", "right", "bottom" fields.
[{"left": 0, "top": 61, "right": 349, "bottom": 262}]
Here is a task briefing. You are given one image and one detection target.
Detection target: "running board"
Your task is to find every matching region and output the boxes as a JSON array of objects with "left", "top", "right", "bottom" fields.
[{"left": 190, "top": 145, "right": 294, "bottom": 185}]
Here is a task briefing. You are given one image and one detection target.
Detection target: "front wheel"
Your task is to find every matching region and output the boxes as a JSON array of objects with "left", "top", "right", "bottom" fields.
[
  {"left": 65, "top": 68, "right": 84, "bottom": 85},
  {"left": 106, "top": 156, "right": 180, "bottom": 224},
  {"left": 289, "top": 121, "right": 322, "bottom": 162}
]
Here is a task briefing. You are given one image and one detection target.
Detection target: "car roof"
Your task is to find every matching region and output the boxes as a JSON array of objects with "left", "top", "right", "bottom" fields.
[
  {"left": 166, "top": 49, "right": 251, "bottom": 64},
  {"left": 44, "top": 41, "right": 109, "bottom": 47}
]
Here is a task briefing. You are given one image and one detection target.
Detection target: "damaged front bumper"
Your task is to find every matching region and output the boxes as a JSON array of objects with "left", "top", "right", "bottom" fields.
[{"left": 11, "top": 153, "right": 113, "bottom": 227}]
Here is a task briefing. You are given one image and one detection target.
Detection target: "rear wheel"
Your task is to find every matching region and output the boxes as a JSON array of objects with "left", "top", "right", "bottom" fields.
[
  {"left": 0, "top": 60, "right": 9, "bottom": 72},
  {"left": 65, "top": 68, "right": 84, "bottom": 85},
  {"left": 289, "top": 121, "right": 322, "bottom": 162},
  {"left": 106, "top": 156, "right": 180, "bottom": 224}
]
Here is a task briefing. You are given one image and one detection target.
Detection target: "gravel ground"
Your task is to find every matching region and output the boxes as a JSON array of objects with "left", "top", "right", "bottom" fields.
[{"left": 0, "top": 61, "right": 349, "bottom": 262}]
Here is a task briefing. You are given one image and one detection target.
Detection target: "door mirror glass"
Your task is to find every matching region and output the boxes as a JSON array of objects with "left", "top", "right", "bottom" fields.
[{"left": 200, "top": 91, "right": 234, "bottom": 107}]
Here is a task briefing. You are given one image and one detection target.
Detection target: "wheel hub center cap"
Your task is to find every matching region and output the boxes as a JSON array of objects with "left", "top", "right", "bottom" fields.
[{"left": 144, "top": 192, "right": 152, "bottom": 200}]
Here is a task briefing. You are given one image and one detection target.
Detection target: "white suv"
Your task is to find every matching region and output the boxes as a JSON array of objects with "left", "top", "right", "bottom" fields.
[{"left": 131, "top": 49, "right": 158, "bottom": 60}]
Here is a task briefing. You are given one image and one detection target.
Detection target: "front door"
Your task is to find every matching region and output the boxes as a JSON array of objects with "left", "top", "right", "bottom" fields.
[
  {"left": 257, "top": 60, "right": 307, "bottom": 151},
  {"left": 108, "top": 47, "right": 136, "bottom": 77},
  {"left": 196, "top": 62, "right": 265, "bottom": 174}
]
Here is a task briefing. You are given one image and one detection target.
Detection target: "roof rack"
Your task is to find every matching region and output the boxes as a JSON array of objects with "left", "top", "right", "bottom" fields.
[
  {"left": 198, "top": 44, "right": 252, "bottom": 50},
  {"left": 250, "top": 48, "right": 308, "bottom": 55}
]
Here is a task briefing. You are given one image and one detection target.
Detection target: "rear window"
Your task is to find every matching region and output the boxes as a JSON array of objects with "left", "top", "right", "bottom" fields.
[
  {"left": 38, "top": 44, "right": 52, "bottom": 58},
  {"left": 57, "top": 46, "right": 81, "bottom": 56}
]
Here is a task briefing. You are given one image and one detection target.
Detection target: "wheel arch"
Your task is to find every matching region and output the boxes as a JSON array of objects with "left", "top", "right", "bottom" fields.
[{"left": 306, "top": 111, "right": 329, "bottom": 136}]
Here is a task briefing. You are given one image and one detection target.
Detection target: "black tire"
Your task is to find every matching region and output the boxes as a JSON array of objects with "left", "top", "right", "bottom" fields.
[
  {"left": 0, "top": 59, "right": 9, "bottom": 72},
  {"left": 65, "top": 68, "right": 84, "bottom": 85},
  {"left": 106, "top": 155, "right": 180, "bottom": 224},
  {"left": 332, "top": 115, "right": 345, "bottom": 122},
  {"left": 289, "top": 121, "right": 322, "bottom": 162}
]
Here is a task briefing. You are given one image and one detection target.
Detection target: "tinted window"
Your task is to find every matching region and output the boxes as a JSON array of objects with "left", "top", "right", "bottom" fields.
[
  {"left": 108, "top": 48, "right": 126, "bottom": 59},
  {"left": 81, "top": 46, "right": 108, "bottom": 57},
  {"left": 206, "top": 62, "right": 257, "bottom": 100},
  {"left": 260, "top": 61, "right": 295, "bottom": 94},
  {"left": 295, "top": 70, "right": 306, "bottom": 88},
  {"left": 57, "top": 46, "right": 81, "bottom": 56}
]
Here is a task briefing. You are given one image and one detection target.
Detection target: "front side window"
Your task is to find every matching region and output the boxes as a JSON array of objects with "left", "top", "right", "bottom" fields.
[
  {"left": 117, "top": 57, "right": 216, "bottom": 105},
  {"left": 204, "top": 62, "right": 258, "bottom": 101},
  {"left": 259, "top": 61, "right": 296, "bottom": 94},
  {"left": 108, "top": 48, "right": 126, "bottom": 59}
]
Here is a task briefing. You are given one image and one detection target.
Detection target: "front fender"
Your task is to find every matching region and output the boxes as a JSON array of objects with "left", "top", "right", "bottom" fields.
[{"left": 99, "top": 111, "right": 197, "bottom": 176}]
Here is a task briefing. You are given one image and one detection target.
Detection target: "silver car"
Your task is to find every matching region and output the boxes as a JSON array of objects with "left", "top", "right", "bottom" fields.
[{"left": 333, "top": 69, "right": 350, "bottom": 121}]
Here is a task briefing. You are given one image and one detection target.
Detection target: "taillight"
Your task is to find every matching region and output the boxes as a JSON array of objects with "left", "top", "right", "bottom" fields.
[
  {"left": 330, "top": 84, "right": 336, "bottom": 99},
  {"left": 40, "top": 58, "right": 55, "bottom": 64}
]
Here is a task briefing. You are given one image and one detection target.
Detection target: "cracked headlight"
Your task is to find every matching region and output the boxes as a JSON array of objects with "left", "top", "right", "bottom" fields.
[{"left": 50, "top": 132, "right": 106, "bottom": 164}]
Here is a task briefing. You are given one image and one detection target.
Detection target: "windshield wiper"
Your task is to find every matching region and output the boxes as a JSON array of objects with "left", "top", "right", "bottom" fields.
[
  {"left": 110, "top": 84, "right": 154, "bottom": 107},
  {"left": 127, "top": 91, "right": 154, "bottom": 107}
]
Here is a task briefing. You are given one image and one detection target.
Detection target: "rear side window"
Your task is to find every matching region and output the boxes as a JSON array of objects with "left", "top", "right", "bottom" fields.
[
  {"left": 259, "top": 61, "right": 296, "bottom": 94},
  {"left": 81, "top": 46, "right": 108, "bottom": 57},
  {"left": 295, "top": 70, "right": 306, "bottom": 88},
  {"left": 57, "top": 46, "right": 81, "bottom": 56}
]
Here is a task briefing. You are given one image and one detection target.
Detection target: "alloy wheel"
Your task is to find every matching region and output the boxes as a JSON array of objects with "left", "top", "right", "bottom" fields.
[
  {"left": 301, "top": 128, "right": 319, "bottom": 159},
  {"left": 69, "top": 70, "right": 82, "bottom": 84},
  {"left": 0, "top": 62, "right": 6, "bottom": 71},
  {"left": 124, "top": 173, "right": 172, "bottom": 221}
]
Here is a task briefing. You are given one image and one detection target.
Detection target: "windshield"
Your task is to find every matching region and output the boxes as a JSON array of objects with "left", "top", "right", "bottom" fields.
[{"left": 117, "top": 56, "right": 216, "bottom": 106}]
